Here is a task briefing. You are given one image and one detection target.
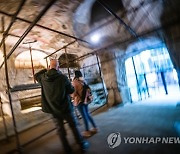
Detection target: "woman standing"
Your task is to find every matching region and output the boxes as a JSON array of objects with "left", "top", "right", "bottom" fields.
[{"left": 72, "top": 70, "right": 98, "bottom": 137}]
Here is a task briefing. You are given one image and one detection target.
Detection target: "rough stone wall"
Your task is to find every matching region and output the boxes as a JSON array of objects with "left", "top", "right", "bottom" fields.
[
  {"left": 0, "top": 53, "right": 40, "bottom": 115},
  {"left": 80, "top": 55, "right": 100, "bottom": 83},
  {"left": 98, "top": 49, "right": 122, "bottom": 106},
  {"left": 0, "top": 50, "right": 48, "bottom": 140},
  {"left": 114, "top": 46, "right": 131, "bottom": 104},
  {"left": 0, "top": 44, "right": 42, "bottom": 117},
  {"left": 0, "top": 56, "right": 36, "bottom": 89}
]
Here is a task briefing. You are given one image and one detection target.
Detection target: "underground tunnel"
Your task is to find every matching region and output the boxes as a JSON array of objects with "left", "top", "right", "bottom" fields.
[{"left": 0, "top": 0, "right": 180, "bottom": 153}]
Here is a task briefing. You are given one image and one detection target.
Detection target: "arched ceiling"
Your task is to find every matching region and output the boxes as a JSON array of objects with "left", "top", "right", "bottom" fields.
[
  {"left": 15, "top": 50, "right": 48, "bottom": 68},
  {"left": 0, "top": 0, "right": 179, "bottom": 67},
  {"left": 0, "top": 0, "right": 91, "bottom": 62},
  {"left": 90, "top": 0, "right": 124, "bottom": 25}
]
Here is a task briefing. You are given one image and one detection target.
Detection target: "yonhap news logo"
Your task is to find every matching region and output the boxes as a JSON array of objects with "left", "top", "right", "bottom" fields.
[
  {"left": 107, "top": 132, "right": 121, "bottom": 148},
  {"left": 107, "top": 132, "right": 180, "bottom": 149}
]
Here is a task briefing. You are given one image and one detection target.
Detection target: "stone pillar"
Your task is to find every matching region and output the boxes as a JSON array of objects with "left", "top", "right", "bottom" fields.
[
  {"left": 0, "top": 92, "right": 21, "bottom": 117},
  {"left": 99, "top": 50, "right": 122, "bottom": 106},
  {"left": 115, "top": 54, "right": 131, "bottom": 104}
]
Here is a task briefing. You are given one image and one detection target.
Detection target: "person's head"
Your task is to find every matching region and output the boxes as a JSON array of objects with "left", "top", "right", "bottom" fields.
[
  {"left": 50, "top": 59, "right": 59, "bottom": 70},
  {"left": 74, "top": 70, "right": 82, "bottom": 78}
]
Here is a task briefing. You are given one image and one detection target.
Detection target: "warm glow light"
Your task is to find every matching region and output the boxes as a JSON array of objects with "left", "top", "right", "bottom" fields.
[
  {"left": 15, "top": 50, "right": 49, "bottom": 68},
  {"left": 21, "top": 107, "right": 42, "bottom": 113},
  {"left": 90, "top": 33, "right": 100, "bottom": 43},
  {"left": 16, "top": 50, "right": 47, "bottom": 60}
]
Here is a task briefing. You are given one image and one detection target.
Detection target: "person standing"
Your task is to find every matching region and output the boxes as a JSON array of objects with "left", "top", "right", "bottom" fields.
[
  {"left": 34, "top": 59, "right": 89, "bottom": 154},
  {"left": 72, "top": 70, "right": 98, "bottom": 137}
]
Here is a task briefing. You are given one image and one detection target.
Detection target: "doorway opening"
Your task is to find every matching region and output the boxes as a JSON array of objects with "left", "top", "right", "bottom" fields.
[{"left": 125, "top": 45, "right": 179, "bottom": 102}]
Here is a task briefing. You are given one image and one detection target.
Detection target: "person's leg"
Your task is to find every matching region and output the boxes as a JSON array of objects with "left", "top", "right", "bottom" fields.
[
  {"left": 84, "top": 104, "right": 97, "bottom": 128},
  {"left": 74, "top": 106, "right": 80, "bottom": 125},
  {"left": 78, "top": 104, "right": 89, "bottom": 131},
  {"left": 65, "top": 112, "right": 89, "bottom": 150},
  {"left": 53, "top": 116, "right": 72, "bottom": 154}
]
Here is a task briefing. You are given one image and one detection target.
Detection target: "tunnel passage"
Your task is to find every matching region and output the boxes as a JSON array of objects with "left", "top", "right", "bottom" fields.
[
  {"left": 125, "top": 43, "right": 179, "bottom": 102},
  {"left": 0, "top": 0, "right": 180, "bottom": 153}
]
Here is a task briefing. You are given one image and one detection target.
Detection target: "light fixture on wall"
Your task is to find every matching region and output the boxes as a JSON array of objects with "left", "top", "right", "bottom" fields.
[{"left": 90, "top": 33, "right": 101, "bottom": 44}]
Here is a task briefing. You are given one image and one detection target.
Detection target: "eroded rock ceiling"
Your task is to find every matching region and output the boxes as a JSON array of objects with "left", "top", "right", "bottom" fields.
[
  {"left": 0, "top": 0, "right": 179, "bottom": 65},
  {"left": 0, "top": 0, "right": 90, "bottom": 60}
]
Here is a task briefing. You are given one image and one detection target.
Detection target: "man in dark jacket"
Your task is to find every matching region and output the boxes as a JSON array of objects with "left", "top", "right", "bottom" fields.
[{"left": 35, "top": 59, "right": 89, "bottom": 154}]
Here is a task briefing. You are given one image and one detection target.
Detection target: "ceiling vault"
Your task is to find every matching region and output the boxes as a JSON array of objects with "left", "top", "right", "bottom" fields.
[
  {"left": 0, "top": 0, "right": 57, "bottom": 69},
  {"left": 0, "top": 10, "right": 88, "bottom": 43}
]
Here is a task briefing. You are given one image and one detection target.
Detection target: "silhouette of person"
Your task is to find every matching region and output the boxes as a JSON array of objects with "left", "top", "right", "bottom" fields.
[
  {"left": 35, "top": 59, "right": 89, "bottom": 153},
  {"left": 72, "top": 70, "right": 98, "bottom": 137}
]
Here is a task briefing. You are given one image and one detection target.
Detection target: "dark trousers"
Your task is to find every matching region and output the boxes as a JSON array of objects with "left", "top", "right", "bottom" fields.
[
  {"left": 78, "top": 104, "right": 97, "bottom": 131},
  {"left": 53, "top": 112, "right": 84, "bottom": 153}
]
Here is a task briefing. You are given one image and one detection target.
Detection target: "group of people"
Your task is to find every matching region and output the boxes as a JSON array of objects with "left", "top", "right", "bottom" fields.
[{"left": 35, "top": 59, "right": 98, "bottom": 153}]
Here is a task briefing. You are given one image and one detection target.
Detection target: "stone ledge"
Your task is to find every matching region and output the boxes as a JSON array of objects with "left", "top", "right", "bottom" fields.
[{"left": 0, "top": 108, "right": 51, "bottom": 141}]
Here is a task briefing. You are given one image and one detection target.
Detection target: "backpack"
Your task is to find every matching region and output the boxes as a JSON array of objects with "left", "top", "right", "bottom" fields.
[{"left": 81, "top": 82, "right": 93, "bottom": 104}]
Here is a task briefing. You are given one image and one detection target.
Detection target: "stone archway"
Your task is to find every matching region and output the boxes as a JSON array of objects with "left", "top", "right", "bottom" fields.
[
  {"left": 122, "top": 36, "right": 179, "bottom": 102},
  {"left": 58, "top": 53, "right": 79, "bottom": 68},
  {"left": 15, "top": 50, "right": 48, "bottom": 69}
]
